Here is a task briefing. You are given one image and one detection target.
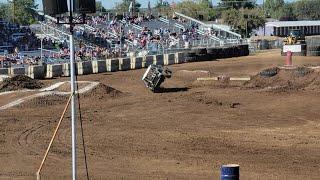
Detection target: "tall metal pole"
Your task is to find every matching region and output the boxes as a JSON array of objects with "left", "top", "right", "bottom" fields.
[
  {"left": 69, "top": 0, "right": 77, "bottom": 179},
  {"left": 70, "top": 33, "right": 77, "bottom": 180}
]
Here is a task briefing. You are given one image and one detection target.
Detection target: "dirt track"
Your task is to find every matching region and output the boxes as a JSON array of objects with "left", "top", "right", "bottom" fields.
[{"left": 0, "top": 50, "right": 320, "bottom": 179}]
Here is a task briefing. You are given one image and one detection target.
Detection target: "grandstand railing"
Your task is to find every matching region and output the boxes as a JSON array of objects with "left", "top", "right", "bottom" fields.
[
  {"left": 159, "top": 16, "right": 221, "bottom": 44},
  {"left": 131, "top": 24, "right": 143, "bottom": 31},
  {"left": 39, "top": 21, "right": 69, "bottom": 42},
  {"left": 174, "top": 12, "right": 242, "bottom": 40}
]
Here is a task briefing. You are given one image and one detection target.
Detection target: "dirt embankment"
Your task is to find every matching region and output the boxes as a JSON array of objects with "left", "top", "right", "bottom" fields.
[
  {"left": 244, "top": 66, "right": 320, "bottom": 91},
  {"left": 0, "top": 75, "right": 43, "bottom": 92},
  {"left": 19, "top": 83, "right": 124, "bottom": 108}
]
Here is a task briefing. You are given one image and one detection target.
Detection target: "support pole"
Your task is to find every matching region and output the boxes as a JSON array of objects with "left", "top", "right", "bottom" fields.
[
  {"left": 69, "top": 0, "right": 77, "bottom": 178},
  {"left": 70, "top": 33, "right": 77, "bottom": 180}
]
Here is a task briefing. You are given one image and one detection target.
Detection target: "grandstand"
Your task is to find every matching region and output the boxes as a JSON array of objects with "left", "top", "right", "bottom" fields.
[
  {"left": 35, "top": 11, "right": 244, "bottom": 58},
  {"left": 0, "top": 11, "right": 245, "bottom": 67}
]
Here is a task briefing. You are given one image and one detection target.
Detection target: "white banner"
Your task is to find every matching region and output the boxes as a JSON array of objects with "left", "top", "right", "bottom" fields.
[{"left": 283, "top": 45, "right": 302, "bottom": 53}]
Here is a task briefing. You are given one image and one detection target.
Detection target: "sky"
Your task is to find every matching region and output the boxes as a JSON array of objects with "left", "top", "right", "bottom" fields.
[{"left": 0, "top": 0, "right": 296, "bottom": 10}]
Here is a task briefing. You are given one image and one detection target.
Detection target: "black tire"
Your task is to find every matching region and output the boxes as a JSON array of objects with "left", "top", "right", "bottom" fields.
[
  {"left": 195, "top": 48, "right": 207, "bottom": 55},
  {"left": 186, "top": 52, "right": 196, "bottom": 57},
  {"left": 295, "top": 67, "right": 312, "bottom": 77},
  {"left": 204, "top": 54, "right": 216, "bottom": 61},
  {"left": 196, "top": 54, "right": 211, "bottom": 61},
  {"left": 185, "top": 56, "right": 197, "bottom": 62},
  {"left": 260, "top": 67, "right": 279, "bottom": 77},
  {"left": 207, "top": 48, "right": 217, "bottom": 55}
]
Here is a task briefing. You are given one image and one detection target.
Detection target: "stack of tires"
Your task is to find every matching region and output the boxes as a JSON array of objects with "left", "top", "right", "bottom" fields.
[
  {"left": 207, "top": 48, "right": 219, "bottom": 59},
  {"left": 239, "top": 44, "right": 250, "bottom": 56},
  {"left": 184, "top": 45, "right": 250, "bottom": 62},
  {"left": 195, "top": 48, "right": 209, "bottom": 61},
  {"left": 185, "top": 49, "right": 197, "bottom": 62}
]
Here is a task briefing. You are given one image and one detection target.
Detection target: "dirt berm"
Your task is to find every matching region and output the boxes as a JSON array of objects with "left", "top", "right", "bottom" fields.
[
  {"left": 0, "top": 75, "right": 43, "bottom": 92},
  {"left": 244, "top": 66, "right": 320, "bottom": 91}
]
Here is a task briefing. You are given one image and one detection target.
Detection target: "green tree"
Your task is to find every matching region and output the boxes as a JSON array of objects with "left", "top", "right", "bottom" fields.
[
  {"left": 219, "top": 0, "right": 255, "bottom": 9},
  {"left": 293, "top": 0, "right": 320, "bottom": 20},
  {"left": 278, "top": 3, "right": 296, "bottom": 21},
  {"left": 155, "top": 0, "right": 173, "bottom": 17},
  {"left": 115, "top": 0, "right": 141, "bottom": 15},
  {"left": 8, "top": 0, "right": 37, "bottom": 25},
  {"left": 0, "top": 3, "right": 10, "bottom": 20},
  {"left": 222, "top": 8, "right": 266, "bottom": 38},
  {"left": 264, "top": 0, "right": 284, "bottom": 19},
  {"left": 175, "top": 0, "right": 217, "bottom": 21}
]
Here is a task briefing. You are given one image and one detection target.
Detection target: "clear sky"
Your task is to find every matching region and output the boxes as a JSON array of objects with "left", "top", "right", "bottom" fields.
[{"left": 0, "top": 0, "right": 296, "bottom": 10}]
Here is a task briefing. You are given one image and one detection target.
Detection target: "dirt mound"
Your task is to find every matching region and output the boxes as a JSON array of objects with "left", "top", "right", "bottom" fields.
[
  {"left": 244, "top": 66, "right": 320, "bottom": 91},
  {"left": 19, "top": 94, "right": 69, "bottom": 108},
  {"left": 0, "top": 75, "right": 43, "bottom": 92},
  {"left": 82, "top": 83, "right": 123, "bottom": 99}
]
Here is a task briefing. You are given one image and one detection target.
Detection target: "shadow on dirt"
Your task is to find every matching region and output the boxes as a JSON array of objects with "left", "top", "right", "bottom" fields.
[{"left": 155, "top": 87, "right": 190, "bottom": 93}]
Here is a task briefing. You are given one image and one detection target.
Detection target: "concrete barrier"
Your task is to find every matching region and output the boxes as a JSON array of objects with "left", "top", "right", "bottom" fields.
[
  {"left": 175, "top": 52, "right": 185, "bottom": 64},
  {"left": 62, "top": 63, "right": 70, "bottom": 77},
  {"left": 27, "top": 65, "right": 45, "bottom": 79},
  {"left": 1, "top": 47, "right": 249, "bottom": 80},
  {"left": 154, "top": 54, "right": 164, "bottom": 65},
  {"left": 164, "top": 53, "right": 175, "bottom": 65},
  {"left": 119, "top": 58, "right": 131, "bottom": 71},
  {"left": 46, "top": 64, "right": 62, "bottom": 78},
  {"left": 131, "top": 57, "right": 143, "bottom": 69},
  {"left": 10, "top": 67, "right": 26, "bottom": 76},
  {"left": 0, "top": 68, "right": 9, "bottom": 75},
  {"left": 144, "top": 55, "right": 154, "bottom": 67},
  {"left": 77, "top": 61, "right": 92, "bottom": 75},
  {"left": 106, "top": 59, "right": 119, "bottom": 72},
  {"left": 92, "top": 60, "right": 107, "bottom": 73}
]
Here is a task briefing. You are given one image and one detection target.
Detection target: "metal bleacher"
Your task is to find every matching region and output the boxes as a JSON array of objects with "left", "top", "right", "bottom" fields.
[
  {"left": 173, "top": 12, "right": 242, "bottom": 45},
  {"left": 34, "top": 10, "right": 245, "bottom": 58}
]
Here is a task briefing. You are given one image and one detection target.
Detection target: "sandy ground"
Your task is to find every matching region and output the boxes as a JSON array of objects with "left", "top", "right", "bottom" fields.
[{"left": 0, "top": 50, "right": 319, "bottom": 180}]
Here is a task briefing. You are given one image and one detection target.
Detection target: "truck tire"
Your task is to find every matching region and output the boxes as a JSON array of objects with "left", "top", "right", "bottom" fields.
[{"left": 260, "top": 67, "right": 279, "bottom": 77}]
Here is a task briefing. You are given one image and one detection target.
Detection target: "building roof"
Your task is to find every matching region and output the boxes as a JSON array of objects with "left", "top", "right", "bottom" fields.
[{"left": 266, "top": 21, "right": 320, "bottom": 27}]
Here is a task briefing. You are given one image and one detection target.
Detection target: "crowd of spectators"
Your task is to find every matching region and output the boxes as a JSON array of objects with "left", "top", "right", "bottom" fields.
[
  {"left": 0, "top": 13, "right": 220, "bottom": 67},
  {"left": 0, "top": 19, "right": 66, "bottom": 52}
]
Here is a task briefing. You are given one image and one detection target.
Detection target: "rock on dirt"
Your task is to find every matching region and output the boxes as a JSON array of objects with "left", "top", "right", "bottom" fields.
[{"left": 0, "top": 75, "right": 43, "bottom": 92}]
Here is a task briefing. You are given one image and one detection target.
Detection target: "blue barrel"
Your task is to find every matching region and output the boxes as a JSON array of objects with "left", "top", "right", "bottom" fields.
[{"left": 220, "top": 164, "right": 239, "bottom": 180}]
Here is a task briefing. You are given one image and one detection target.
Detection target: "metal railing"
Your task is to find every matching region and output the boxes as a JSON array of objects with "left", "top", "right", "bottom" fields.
[{"left": 174, "top": 12, "right": 241, "bottom": 40}]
